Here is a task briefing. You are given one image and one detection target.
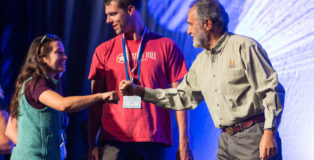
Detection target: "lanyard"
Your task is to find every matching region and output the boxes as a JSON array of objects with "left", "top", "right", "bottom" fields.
[{"left": 122, "top": 28, "right": 147, "bottom": 82}]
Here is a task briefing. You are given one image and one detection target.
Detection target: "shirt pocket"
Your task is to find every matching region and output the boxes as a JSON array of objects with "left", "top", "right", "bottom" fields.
[
  {"left": 220, "top": 67, "right": 248, "bottom": 100},
  {"left": 223, "top": 67, "right": 246, "bottom": 85}
]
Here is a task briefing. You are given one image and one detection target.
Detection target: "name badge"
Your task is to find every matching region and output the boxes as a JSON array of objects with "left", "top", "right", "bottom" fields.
[{"left": 123, "top": 96, "right": 142, "bottom": 109}]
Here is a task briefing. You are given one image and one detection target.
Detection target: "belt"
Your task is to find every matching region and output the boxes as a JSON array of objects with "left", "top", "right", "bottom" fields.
[{"left": 223, "top": 114, "right": 265, "bottom": 135}]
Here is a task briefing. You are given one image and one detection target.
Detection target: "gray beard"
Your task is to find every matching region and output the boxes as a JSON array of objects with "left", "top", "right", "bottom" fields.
[{"left": 192, "top": 30, "right": 209, "bottom": 49}]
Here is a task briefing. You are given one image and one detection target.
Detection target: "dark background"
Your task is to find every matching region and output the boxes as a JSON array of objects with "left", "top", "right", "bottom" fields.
[{"left": 0, "top": 0, "right": 197, "bottom": 159}]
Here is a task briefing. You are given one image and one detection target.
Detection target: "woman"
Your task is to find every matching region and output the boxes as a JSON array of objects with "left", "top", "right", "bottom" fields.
[{"left": 8, "top": 34, "right": 118, "bottom": 160}]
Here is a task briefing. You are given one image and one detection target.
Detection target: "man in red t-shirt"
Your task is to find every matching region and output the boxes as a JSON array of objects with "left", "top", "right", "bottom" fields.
[{"left": 88, "top": 0, "right": 193, "bottom": 160}]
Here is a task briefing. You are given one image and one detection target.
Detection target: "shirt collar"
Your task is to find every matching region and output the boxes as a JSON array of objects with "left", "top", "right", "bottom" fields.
[{"left": 205, "top": 32, "right": 230, "bottom": 55}]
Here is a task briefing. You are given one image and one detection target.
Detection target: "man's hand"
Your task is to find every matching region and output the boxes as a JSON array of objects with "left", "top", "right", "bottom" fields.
[
  {"left": 88, "top": 146, "right": 99, "bottom": 160},
  {"left": 259, "top": 130, "right": 277, "bottom": 160},
  {"left": 101, "top": 91, "right": 119, "bottom": 103},
  {"left": 119, "top": 80, "right": 136, "bottom": 95},
  {"left": 119, "top": 80, "right": 145, "bottom": 98},
  {"left": 176, "top": 141, "right": 194, "bottom": 160}
]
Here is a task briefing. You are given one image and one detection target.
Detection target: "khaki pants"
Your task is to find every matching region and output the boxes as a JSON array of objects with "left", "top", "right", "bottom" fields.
[{"left": 217, "top": 122, "right": 281, "bottom": 160}]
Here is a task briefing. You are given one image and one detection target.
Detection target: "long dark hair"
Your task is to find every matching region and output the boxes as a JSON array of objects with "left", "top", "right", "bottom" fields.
[{"left": 9, "top": 34, "right": 62, "bottom": 118}]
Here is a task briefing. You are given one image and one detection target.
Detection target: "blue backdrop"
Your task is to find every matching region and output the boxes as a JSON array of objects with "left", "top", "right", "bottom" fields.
[
  {"left": 146, "top": 1, "right": 314, "bottom": 159},
  {"left": 1, "top": 0, "right": 313, "bottom": 159}
]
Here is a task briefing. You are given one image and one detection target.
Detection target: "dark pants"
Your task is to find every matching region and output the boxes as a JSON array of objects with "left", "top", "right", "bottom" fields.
[
  {"left": 98, "top": 141, "right": 166, "bottom": 160},
  {"left": 217, "top": 122, "right": 280, "bottom": 160}
]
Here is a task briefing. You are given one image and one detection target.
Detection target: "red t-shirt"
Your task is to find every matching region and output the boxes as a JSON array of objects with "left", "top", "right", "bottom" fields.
[{"left": 88, "top": 32, "right": 187, "bottom": 145}]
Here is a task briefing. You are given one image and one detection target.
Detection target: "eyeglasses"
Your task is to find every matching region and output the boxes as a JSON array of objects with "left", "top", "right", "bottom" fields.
[{"left": 37, "top": 34, "right": 57, "bottom": 55}]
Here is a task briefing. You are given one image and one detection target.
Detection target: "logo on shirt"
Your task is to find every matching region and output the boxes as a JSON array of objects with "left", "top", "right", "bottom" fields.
[
  {"left": 116, "top": 53, "right": 125, "bottom": 63},
  {"left": 229, "top": 58, "right": 235, "bottom": 68},
  {"left": 116, "top": 52, "right": 157, "bottom": 64},
  {"left": 144, "top": 52, "right": 157, "bottom": 61}
]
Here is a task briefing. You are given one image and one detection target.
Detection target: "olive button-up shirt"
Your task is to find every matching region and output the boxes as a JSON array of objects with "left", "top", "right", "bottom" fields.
[{"left": 143, "top": 33, "right": 284, "bottom": 129}]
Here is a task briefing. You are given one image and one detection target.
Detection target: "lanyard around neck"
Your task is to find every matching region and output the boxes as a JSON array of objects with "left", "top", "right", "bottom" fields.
[{"left": 122, "top": 28, "right": 147, "bottom": 81}]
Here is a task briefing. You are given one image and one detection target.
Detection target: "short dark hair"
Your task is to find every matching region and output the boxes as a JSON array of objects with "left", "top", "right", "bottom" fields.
[
  {"left": 191, "top": 0, "right": 229, "bottom": 32},
  {"left": 105, "top": 0, "right": 142, "bottom": 11}
]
